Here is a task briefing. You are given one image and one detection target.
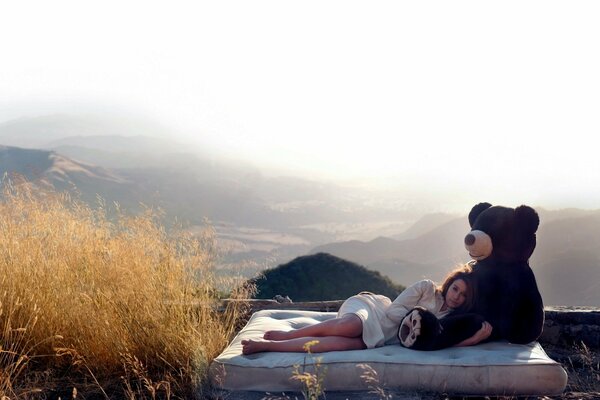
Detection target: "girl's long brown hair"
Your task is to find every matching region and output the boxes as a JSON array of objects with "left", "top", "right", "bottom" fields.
[{"left": 438, "top": 264, "right": 476, "bottom": 312}]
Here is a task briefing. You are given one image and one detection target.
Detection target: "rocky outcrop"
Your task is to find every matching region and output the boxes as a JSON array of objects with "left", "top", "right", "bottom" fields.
[{"left": 541, "top": 306, "right": 600, "bottom": 348}]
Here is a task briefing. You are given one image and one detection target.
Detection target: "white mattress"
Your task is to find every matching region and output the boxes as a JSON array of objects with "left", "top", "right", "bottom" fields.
[{"left": 209, "top": 309, "right": 567, "bottom": 396}]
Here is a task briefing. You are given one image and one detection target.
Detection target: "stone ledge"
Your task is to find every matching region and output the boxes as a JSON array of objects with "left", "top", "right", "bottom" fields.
[
  {"left": 542, "top": 306, "right": 600, "bottom": 348},
  {"left": 222, "top": 300, "right": 600, "bottom": 348}
]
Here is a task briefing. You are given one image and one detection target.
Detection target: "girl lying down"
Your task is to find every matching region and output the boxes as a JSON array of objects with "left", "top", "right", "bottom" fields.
[{"left": 242, "top": 265, "right": 492, "bottom": 354}]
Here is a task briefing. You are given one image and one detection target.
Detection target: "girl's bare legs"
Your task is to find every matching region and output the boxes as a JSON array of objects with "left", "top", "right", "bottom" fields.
[
  {"left": 264, "top": 314, "right": 363, "bottom": 340},
  {"left": 242, "top": 336, "right": 366, "bottom": 355}
]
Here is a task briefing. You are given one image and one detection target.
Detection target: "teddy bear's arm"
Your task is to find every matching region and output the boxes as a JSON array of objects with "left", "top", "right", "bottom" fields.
[{"left": 507, "top": 272, "right": 544, "bottom": 344}]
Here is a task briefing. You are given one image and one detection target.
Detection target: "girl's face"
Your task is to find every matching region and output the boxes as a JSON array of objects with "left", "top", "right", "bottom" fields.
[{"left": 445, "top": 278, "right": 468, "bottom": 309}]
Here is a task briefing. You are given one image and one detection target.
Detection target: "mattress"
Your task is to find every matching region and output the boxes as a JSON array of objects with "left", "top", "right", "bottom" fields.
[{"left": 209, "top": 309, "right": 568, "bottom": 396}]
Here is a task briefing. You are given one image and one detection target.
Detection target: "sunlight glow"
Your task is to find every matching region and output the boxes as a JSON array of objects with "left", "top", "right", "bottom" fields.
[{"left": 1, "top": 1, "right": 600, "bottom": 208}]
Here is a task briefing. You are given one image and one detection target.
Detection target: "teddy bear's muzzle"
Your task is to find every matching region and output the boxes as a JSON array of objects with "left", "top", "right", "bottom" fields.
[{"left": 464, "top": 230, "right": 493, "bottom": 260}]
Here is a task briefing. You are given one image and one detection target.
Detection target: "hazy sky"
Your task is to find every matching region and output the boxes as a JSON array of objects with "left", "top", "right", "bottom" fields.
[{"left": 2, "top": 1, "right": 600, "bottom": 208}]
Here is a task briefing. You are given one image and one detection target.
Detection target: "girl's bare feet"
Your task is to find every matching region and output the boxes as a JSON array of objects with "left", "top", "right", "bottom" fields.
[
  {"left": 241, "top": 339, "right": 270, "bottom": 355},
  {"left": 263, "top": 330, "right": 291, "bottom": 340}
]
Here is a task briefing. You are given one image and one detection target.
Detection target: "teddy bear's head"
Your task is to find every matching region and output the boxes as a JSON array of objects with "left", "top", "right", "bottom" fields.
[{"left": 464, "top": 202, "right": 539, "bottom": 264}]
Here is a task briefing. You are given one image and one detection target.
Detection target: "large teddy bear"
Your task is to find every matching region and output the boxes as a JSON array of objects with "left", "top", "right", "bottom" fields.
[
  {"left": 464, "top": 202, "right": 545, "bottom": 344},
  {"left": 399, "top": 202, "right": 545, "bottom": 350}
]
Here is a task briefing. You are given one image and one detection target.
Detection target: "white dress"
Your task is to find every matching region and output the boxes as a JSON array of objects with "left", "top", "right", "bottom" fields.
[{"left": 337, "top": 279, "right": 450, "bottom": 349}]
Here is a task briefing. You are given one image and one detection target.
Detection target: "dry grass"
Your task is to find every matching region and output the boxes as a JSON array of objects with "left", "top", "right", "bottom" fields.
[
  {"left": 357, "top": 364, "right": 392, "bottom": 400},
  {"left": 0, "top": 181, "right": 251, "bottom": 399},
  {"left": 261, "top": 341, "right": 327, "bottom": 400},
  {"left": 544, "top": 342, "right": 600, "bottom": 399},
  {"left": 290, "top": 341, "right": 327, "bottom": 400}
]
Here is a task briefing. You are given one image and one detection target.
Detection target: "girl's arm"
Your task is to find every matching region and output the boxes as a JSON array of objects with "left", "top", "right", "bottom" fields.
[
  {"left": 454, "top": 321, "right": 493, "bottom": 347},
  {"left": 385, "top": 279, "right": 432, "bottom": 323}
]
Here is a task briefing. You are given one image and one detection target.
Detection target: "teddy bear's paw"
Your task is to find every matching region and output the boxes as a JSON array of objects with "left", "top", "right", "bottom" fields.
[{"left": 399, "top": 308, "right": 423, "bottom": 348}]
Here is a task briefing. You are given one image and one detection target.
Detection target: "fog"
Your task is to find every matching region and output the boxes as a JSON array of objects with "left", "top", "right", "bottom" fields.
[{"left": 2, "top": 1, "right": 600, "bottom": 211}]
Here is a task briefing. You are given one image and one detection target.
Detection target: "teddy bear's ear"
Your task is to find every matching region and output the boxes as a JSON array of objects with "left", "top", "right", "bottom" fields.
[
  {"left": 515, "top": 205, "right": 540, "bottom": 235},
  {"left": 468, "top": 202, "right": 492, "bottom": 227}
]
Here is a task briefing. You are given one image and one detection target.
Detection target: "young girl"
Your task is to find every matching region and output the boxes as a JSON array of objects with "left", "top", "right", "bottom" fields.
[{"left": 242, "top": 265, "right": 492, "bottom": 354}]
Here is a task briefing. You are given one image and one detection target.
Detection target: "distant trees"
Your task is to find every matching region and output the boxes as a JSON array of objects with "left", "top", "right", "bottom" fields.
[{"left": 250, "top": 252, "right": 405, "bottom": 301}]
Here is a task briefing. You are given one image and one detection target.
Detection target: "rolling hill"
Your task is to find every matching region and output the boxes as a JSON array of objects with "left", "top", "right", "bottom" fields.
[
  {"left": 250, "top": 252, "right": 405, "bottom": 301},
  {"left": 0, "top": 145, "right": 130, "bottom": 197}
]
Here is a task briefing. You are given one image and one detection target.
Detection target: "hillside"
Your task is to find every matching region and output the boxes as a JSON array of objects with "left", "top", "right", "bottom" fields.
[
  {"left": 0, "top": 145, "right": 131, "bottom": 199},
  {"left": 250, "top": 253, "right": 405, "bottom": 301}
]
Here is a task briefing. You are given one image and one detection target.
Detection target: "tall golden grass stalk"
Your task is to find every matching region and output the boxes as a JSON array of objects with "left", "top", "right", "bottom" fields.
[
  {"left": 357, "top": 363, "right": 392, "bottom": 400},
  {"left": 290, "top": 341, "right": 327, "bottom": 400},
  {"left": 0, "top": 181, "right": 251, "bottom": 398}
]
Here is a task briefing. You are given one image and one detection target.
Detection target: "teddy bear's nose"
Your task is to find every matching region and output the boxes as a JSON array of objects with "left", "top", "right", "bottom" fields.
[{"left": 464, "top": 233, "right": 476, "bottom": 246}]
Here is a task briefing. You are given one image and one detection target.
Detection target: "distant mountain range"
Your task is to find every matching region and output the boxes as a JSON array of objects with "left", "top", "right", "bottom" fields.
[
  {"left": 0, "top": 144, "right": 315, "bottom": 227},
  {"left": 0, "top": 114, "right": 178, "bottom": 149},
  {"left": 0, "top": 114, "right": 421, "bottom": 275},
  {"left": 0, "top": 115, "right": 412, "bottom": 226},
  {"left": 390, "top": 212, "right": 460, "bottom": 240},
  {"left": 532, "top": 213, "right": 600, "bottom": 306},
  {"left": 311, "top": 209, "right": 600, "bottom": 307},
  {"left": 0, "top": 145, "right": 133, "bottom": 202},
  {"left": 0, "top": 114, "right": 226, "bottom": 171},
  {"left": 312, "top": 216, "right": 471, "bottom": 284}
]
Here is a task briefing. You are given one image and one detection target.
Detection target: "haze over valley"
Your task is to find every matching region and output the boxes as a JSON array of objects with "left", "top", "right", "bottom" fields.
[
  {"left": 0, "top": 114, "right": 423, "bottom": 272},
  {"left": 2, "top": 113, "right": 600, "bottom": 307}
]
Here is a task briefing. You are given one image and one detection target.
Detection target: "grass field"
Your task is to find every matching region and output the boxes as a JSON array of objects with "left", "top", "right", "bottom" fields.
[{"left": 0, "top": 182, "right": 251, "bottom": 399}]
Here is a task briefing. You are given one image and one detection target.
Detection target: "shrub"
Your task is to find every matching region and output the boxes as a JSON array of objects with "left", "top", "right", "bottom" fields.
[{"left": 251, "top": 253, "right": 405, "bottom": 301}]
